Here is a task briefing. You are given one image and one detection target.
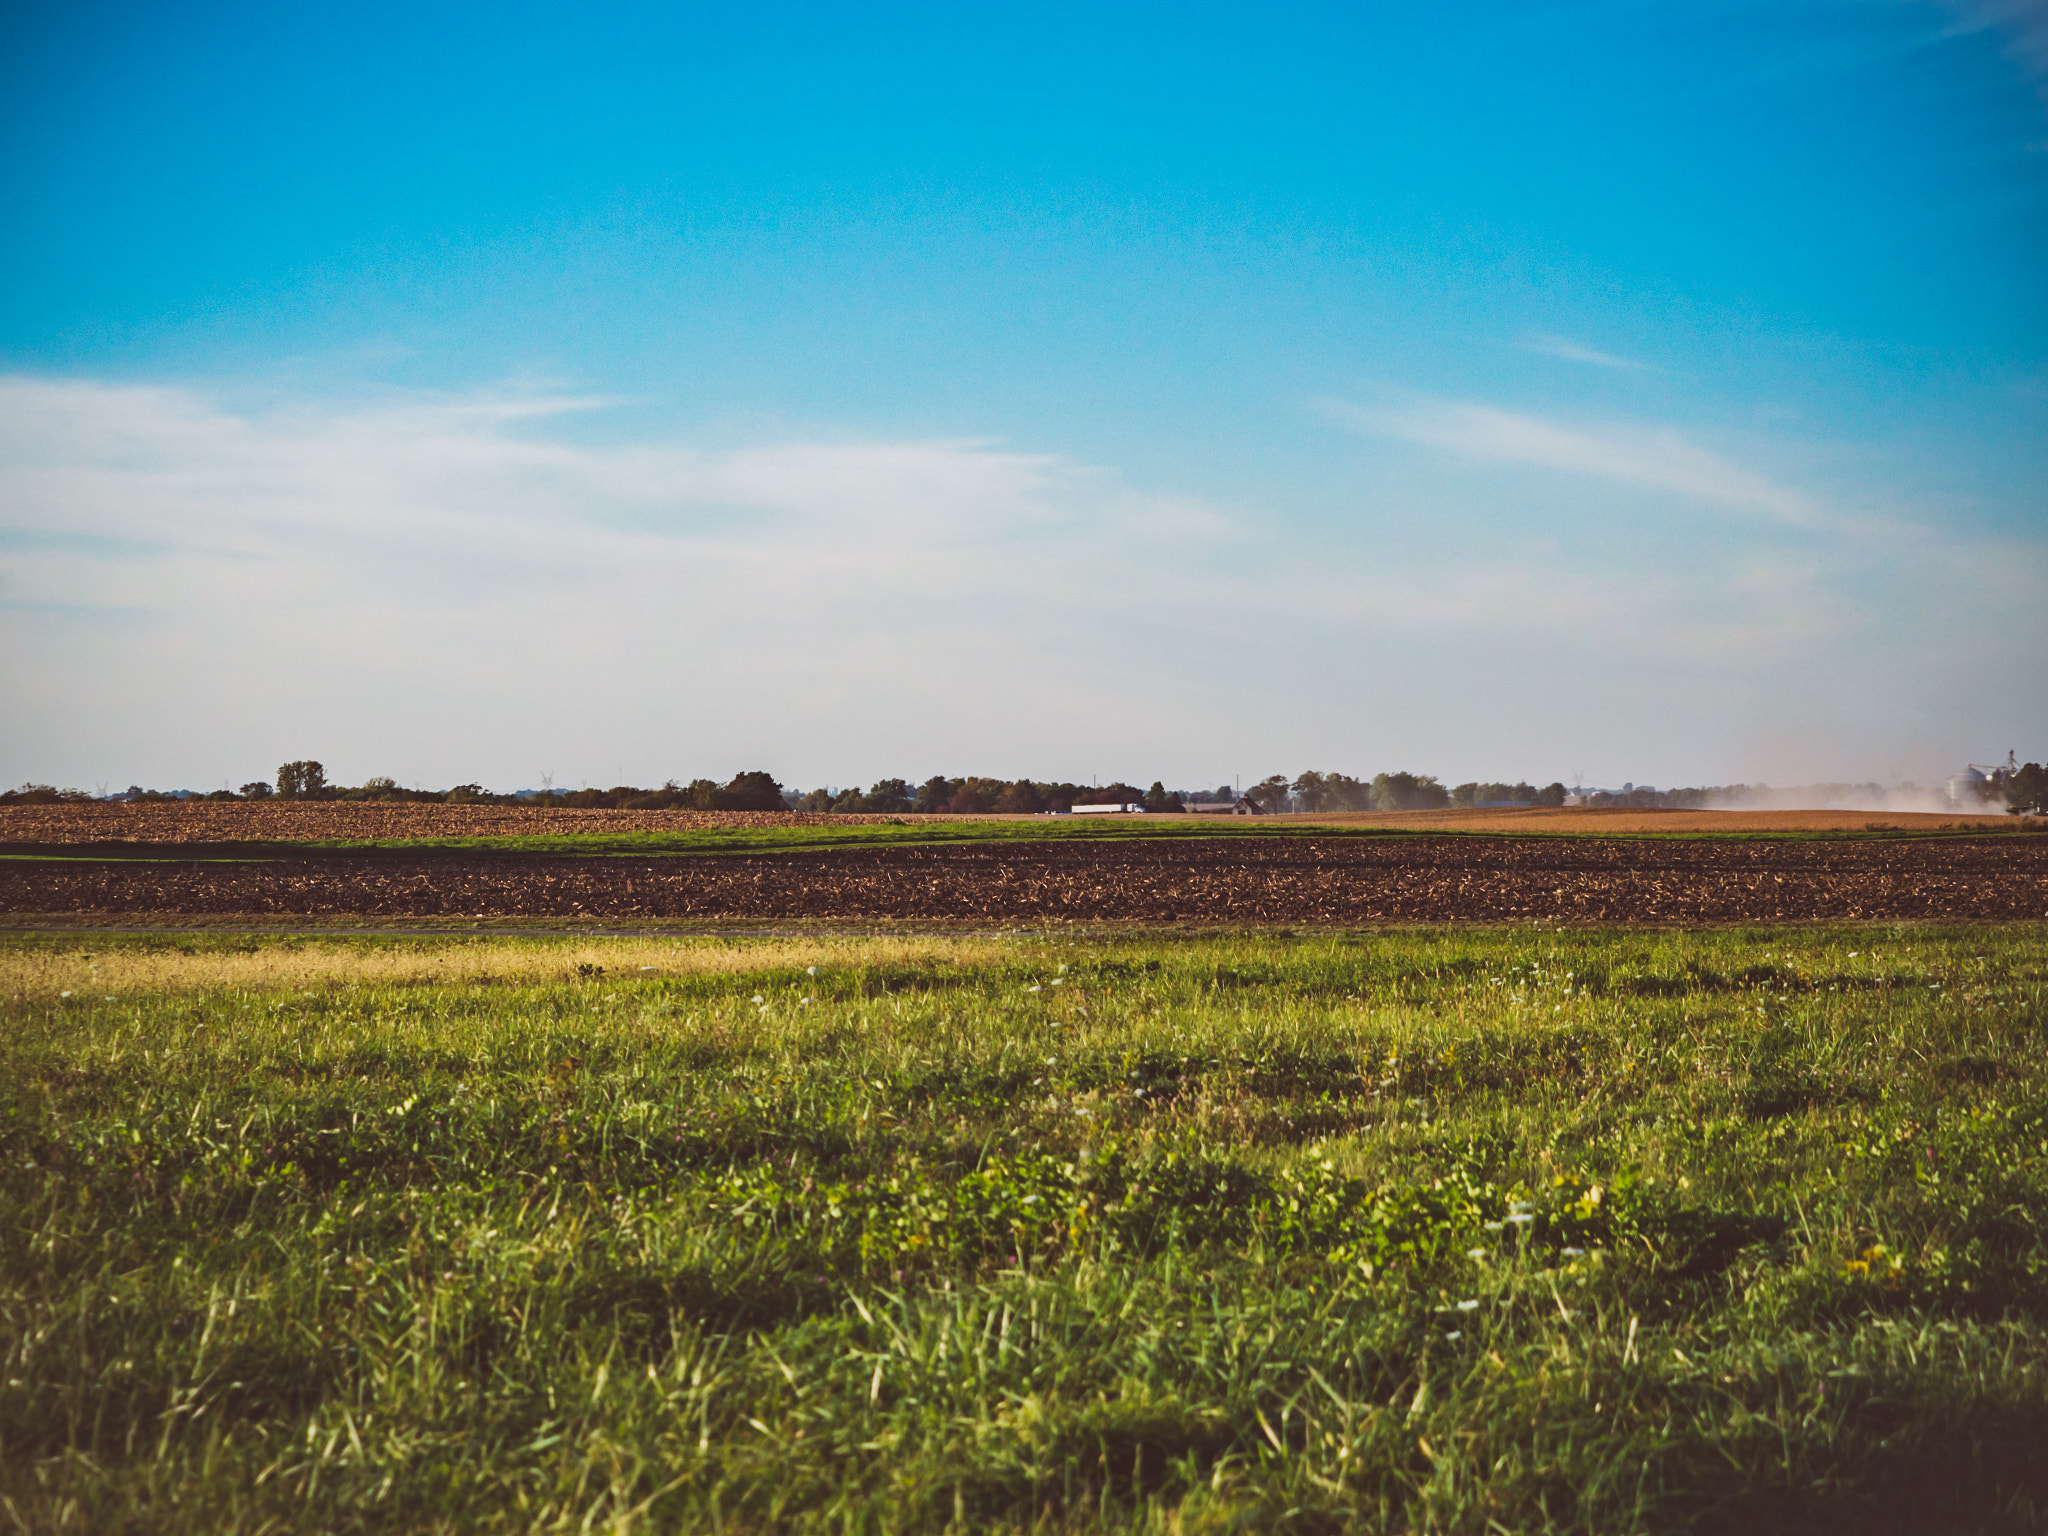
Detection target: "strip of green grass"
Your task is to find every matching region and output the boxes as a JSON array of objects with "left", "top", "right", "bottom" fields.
[
  {"left": 3, "top": 815, "right": 2042, "bottom": 862},
  {"left": 4, "top": 925, "right": 2046, "bottom": 1532}
]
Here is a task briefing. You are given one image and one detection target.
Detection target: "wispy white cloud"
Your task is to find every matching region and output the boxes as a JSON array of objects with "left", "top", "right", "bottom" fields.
[
  {"left": 0, "top": 376, "right": 1227, "bottom": 592},
  {"left": 2, "top": 375, "right": 2041, "bottom": 790},
  {"left": 1318, "top": 393, "right": 1827, "bottom": 525},
  {"left": 1515, "top": 334, "right": 1655, "bottom": 372},
  {"left": 0, "top": 375, "right": 1247, "bottom": 786},
  {"left": 1927, "top": 0, "right": 2048, "bottom": 95}
]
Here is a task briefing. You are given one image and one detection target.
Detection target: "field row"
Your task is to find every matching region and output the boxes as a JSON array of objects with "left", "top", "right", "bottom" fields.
[
  {"left": 5, "top": 833, "right": 2046, "bottom": 923},
  {"left": 3, "top": 801, "right": 2030, "bottom": 848}
]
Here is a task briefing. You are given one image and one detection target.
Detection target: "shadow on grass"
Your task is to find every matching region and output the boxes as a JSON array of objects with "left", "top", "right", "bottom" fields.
[{"left": 569, "top": 1264, "right": 845, "bottom": 1344}]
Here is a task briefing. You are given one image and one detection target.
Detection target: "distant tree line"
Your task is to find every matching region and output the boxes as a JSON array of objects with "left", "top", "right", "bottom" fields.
[
  {"left": 793, "top": 778, "right": 1186, "bottom": 814},
  {"left": 0, "top": 766, "right": 786, "bottom": 811},
  {"left": 1451, "top": 781, "right": 1569, "bottom": 809},
  {"left": 518, "top": 773, "right": 790, "bottom": 812},
  {"left": 802, "top": 770, "right": 1515, "bottom": 815},
  {"left": 242, "top": 766, "right": 792, "bottom": 812},
  {"left": 1574, "top": 785, "right": 1717, "bottom": 809},
  {"left": 1267, "top": 772, "right": 1461, "bottom": 812},
  {"left": 9, "top": 760, "right": 2046, "bottom": 814}
]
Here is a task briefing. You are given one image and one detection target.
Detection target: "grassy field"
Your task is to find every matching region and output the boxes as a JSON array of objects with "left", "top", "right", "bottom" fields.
[{"left": 3, "top": 924, "right": 2046, "bottom": 1532}]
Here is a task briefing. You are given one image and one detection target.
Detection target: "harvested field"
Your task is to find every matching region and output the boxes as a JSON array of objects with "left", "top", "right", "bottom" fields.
[
  {"left": 0, "top": 801, "right": 920, "bottom": 844},
  {"left": 5, "top": 802, "right": 2026, "bottom": 845},
  {"left": 6, "top": 834, "right": 2045, "bottom": 923}
]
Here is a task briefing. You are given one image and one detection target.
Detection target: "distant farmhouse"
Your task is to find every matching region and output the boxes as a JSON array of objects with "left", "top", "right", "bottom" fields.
[{"left": 1187, "top": 795, "right": 1269, "bottom": 815}]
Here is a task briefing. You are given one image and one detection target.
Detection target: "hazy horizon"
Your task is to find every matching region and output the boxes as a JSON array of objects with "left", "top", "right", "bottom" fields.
[{"left": 23, "top": 771, "right": 2022, "bottom": 817}]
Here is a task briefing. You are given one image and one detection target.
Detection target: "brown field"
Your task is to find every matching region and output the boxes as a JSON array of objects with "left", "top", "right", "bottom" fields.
[
  {"left": 0, "top": 801, "right": 2026, "bottom": 846},
  {"left": 0, "top": 801, "right": 913, "bottom": 844},
  {"left": 5, "top": 834, "right": 2044, "bottom": 925}
]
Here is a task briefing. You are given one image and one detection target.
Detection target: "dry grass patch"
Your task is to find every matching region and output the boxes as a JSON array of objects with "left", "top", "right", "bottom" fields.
[{"left": 0, "top": 932, "right": 1014, "bottom": 1003}]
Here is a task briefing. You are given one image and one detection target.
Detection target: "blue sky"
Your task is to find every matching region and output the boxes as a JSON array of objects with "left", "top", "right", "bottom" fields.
[{"left": 3, "top": 0, "right": 2045, "bottom": 794}]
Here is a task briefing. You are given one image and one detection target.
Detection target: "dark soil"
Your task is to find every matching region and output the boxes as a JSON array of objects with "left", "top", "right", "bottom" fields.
[{"left": 4, "top": 835, "right": 2045, "bottom": 923}]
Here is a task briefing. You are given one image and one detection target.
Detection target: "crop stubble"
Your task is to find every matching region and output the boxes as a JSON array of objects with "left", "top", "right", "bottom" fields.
[
  {"left": 1, "top": 803, "right": 2025, "bottom": 844},
  {"left": 4, "top": 834, "right": 2045, "bottom": 922},
  {"left": 0, "top": 802, "right": 902, "bottom": 844}
]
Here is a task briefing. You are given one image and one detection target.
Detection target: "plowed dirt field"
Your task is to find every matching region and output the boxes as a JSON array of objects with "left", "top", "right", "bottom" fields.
[
  {"left": 1, "top": 803, "right": 2024, "bottom": 843},
  {"left": 6, "top": 835, "right": 2045, "bottom": 923},
  {"left": 0, "top": 802, "right": 900, "bottom": 844}
]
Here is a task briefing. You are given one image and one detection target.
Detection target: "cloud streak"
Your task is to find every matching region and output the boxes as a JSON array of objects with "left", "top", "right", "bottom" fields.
[
  {"left": 1319, "top": 394, "right": 1826, "bottom": 524},
  {"left": 1515, "top": 335, "right": 1655, "bottom": 371},
  {"left": 0, "top": 376, "right": 1223, "bottom": 590},
  {"left": 1929, "top": 0, "right": 2048, "bottom": 99}
]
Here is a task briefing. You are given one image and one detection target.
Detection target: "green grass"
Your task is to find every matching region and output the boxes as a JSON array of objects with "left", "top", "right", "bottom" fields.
[{"left": 3, "top": 924, "right": 2047, "bottom": 1533}]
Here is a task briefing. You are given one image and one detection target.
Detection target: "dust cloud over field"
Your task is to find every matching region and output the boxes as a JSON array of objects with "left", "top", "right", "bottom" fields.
[{"left": 1275, "top": 806, "right": 2025, "bottom": 834}]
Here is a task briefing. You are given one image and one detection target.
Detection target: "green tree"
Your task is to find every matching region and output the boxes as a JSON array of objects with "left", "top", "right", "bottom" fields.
[
  {"left": 276, "top": 761, "right": 326, "bottom": 799},
  {"left": 1142, "top": 781, "right": 1182, "bottom": 813},
  {"left": 1328, "top": 773, "right": 1373, "bottom": 810},
  {"left": 1075, "top": 782, "right": 1147, "bottom": 807},
  {"left": 1, "top": 784, "right": 90, "bottom": 804},
  {"left": 862, "top": 778, "right": 914, "bottom": 813},
  {"left": 1247, "top": 775, "right": 1292, "bottom": 812},
  {"left": 1370, "top": 772, "right": 1448, "bottom": 811},
  {"left": 914, "top": 777, "right": 957, "bottom": 814},
  {"left": 717, "top": 771, "right": 786, "bottom": 812},
  {"left": 1538, "top": 781, "right": 1567, "bottom": 807},
  {"left": 995, "top": 780, "right": 1047, "bottom": 814}
]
